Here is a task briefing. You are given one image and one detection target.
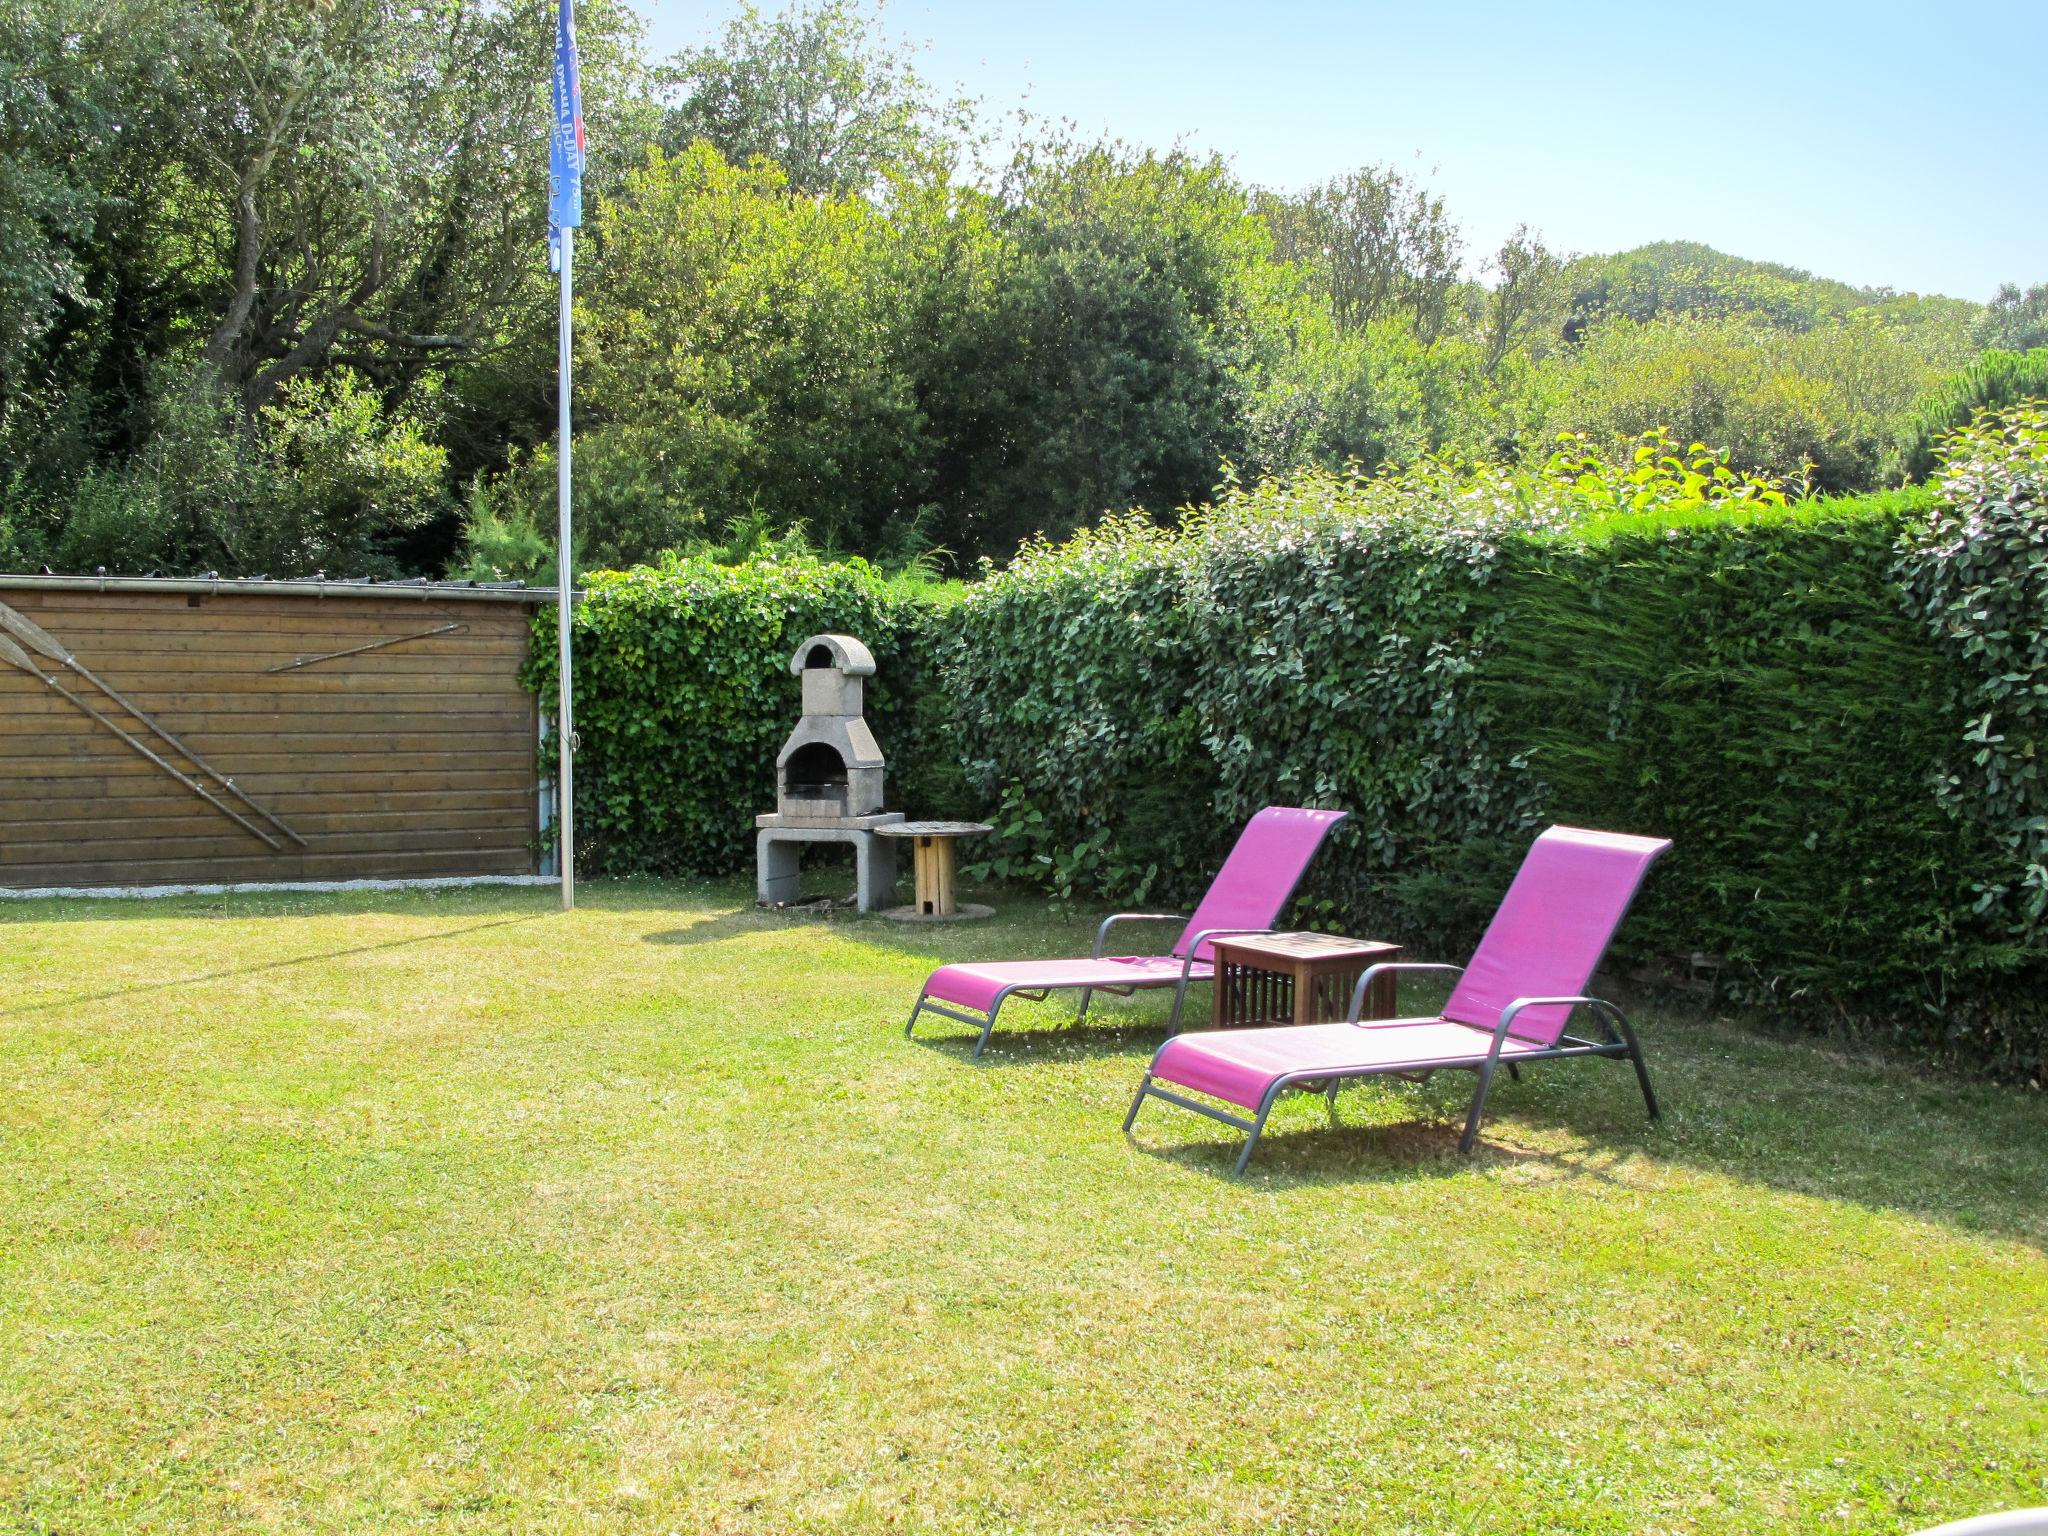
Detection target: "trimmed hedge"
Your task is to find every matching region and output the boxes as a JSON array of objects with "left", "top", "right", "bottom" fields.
[
  {"left": 537, "top": 444, "right": 2046, "bottom": 1080},
  {"left": 524, "top": 550, "right": 952, "bottom": 877}
]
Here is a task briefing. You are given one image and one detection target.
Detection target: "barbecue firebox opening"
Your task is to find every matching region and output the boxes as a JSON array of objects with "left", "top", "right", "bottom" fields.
[{"left": 783, "top": 742, "right": 849, "bottom": 799}]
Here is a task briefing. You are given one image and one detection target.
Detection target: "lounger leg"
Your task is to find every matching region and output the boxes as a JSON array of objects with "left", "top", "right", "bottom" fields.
[
  {"left": 1506, "top": 1062, "right": 1521, "bottom": 1083},
  {"left": 1458, "top": 1064, "right": 1498, "bottom": 1154},
  {"left": 1611, "top": 1012, "right": 1660, "bottom": 1122},
  {"left": 1167, "top": 975, "right": 1192, "bottom": 1036},
  {"left": 1123, "top": 1075, "right": 1153, "bottom": 1132},
  {"left": 972, "top": 996, "right": 1006, "bottom": 1060},
  {"left": 1234, "top": 1098, "right": 1278, "bottom": 1176},
  {"left": 1233, "top": 1081, "right": 1293, "bottom": 1176},
  {"left": 904, "top": 988, "right": 929, "bottom": 1040},
  {"left": 1076, "top": 987, "right": 1093, "bottom": 1026}
]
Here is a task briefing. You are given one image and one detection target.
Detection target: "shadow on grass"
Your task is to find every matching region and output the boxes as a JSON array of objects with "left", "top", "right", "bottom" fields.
[
  {"left": 0, "top": 914, "right": 545, "bottom": 1018},
  {"left": 894, "top": 948, "right": 2047, "bottom": 1250},
  {"left": 679, "top": 893, "right": 2048, "bottom": 1251},
  {"left": 641, "top": 910, "right": 774, "bottom": 947},
  {"left": 1123, "top": 1072, "right": 1661, "bottom": 1188},
  {"left": 1118, "top": 1018, "right": 2048, "bottom": 1250},
  {"left": 907, "top": 1018, "right": 1168, "bottom": 1065},
  {"left": 1127, "top": 1109, "right": 1559, "bottom": 1186}
]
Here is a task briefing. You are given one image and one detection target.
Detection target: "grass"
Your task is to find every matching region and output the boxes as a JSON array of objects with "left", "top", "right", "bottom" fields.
[{"left": 1, "top": 881, "right": 2044, "bottom": 1535}]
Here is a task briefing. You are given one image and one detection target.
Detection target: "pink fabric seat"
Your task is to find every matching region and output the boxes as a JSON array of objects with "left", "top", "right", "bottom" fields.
[
  {"left": 1127, "top": 825, "right": 1674, "bottom": 1171},
  {"left": 925, "top": 955, "right": 1213, "bottom": 1014},
  {"left": 1153, "top": 1018, "right": 1544, "bottom": 1110},
  {"left": 906, "top": 806, "right": 1347, "bottom": 1057}
]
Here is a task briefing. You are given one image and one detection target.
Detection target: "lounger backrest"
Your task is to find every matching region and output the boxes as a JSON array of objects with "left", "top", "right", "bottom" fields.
[
  {"left": 1440, "top": 826, "right": 1672, "bottom": 1046},
  {"left": 1173, "top": 807, "right": 1348, "bottom": 960}
]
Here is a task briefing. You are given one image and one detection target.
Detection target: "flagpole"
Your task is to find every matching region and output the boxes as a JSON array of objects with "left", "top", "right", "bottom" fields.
[
  {"left": 549, "top": 0, "right": 582, "bottom": 914},
  {"left": 556, "top": 223, "right": 575, "bottom": 913}
]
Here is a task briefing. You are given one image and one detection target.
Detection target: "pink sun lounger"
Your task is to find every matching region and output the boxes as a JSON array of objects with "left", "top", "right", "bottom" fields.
[
  {"left": 1125, "top": 825, "right": 1672, "bottom": 1172},
  {"left": 904, "top": 806, "right": 1347, "bottom": 1057}
]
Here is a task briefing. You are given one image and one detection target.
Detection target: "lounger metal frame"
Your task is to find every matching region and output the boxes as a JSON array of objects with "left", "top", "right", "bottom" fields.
[
  {"left": 1123, "top": 961, "right": 1660, "bottom": 1173},
  {"left": 904, "top": 918, "right": 1280, "bottom": 1058}
]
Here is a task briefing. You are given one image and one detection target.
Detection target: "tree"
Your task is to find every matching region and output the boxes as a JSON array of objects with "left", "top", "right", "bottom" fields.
[
  {"left": 1257, "top": 166, "right": 1461, "bottom": 341},
  {"left": 660, "top": 0, "right": 958, "bottom": 198},
  {"left": 1886, "top": 347, "right": 2048, "bottom": 484},
  {"left": 143, "top": 0, "right": 646, "bottom": 421},
  {"left": 0, "top": 0, "right": 123, "bottom": 404},
  {"left": 1544, "top": 310, "right": 1969, "bottom": 491},
  {"left": 919, "top": 141, "right": 1288, "bottom": 555},
  {"left": 1243, "top": 312, "right": 1500, "bottom": 479},
  {"left": 1973, "top": 282, "right": 2048, "bottom": 353},
  {"left": 1480, "top": 225, "right": 1566, "bottom": 377},
  {"left": 524, "top": 143, "right": 929, "bottom": 562}
]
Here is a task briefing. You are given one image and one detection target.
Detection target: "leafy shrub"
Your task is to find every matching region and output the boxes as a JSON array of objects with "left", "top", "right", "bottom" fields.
[
  {"left": 1544, "top": 312, "right": 1970, "bottom": 492},
  {"left": 1897, "top": 404, "right": 2048, "bottom": 941},
  {"left": 1885, "top": 348, "right": 2048, "bottom": 485},
  {"left": 525, "top": 547, "right": 942, "bottom": 876},
  {"left": 939, "top": 513, "right": 1211, "bottom": 897},
  {"left": 46, "top": 366, "right": 451, "bottom": 577}
]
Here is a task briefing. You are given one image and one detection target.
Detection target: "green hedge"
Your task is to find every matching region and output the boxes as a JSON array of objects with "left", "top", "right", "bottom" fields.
[
  {"left": 537, "top": 450, "right": 2046, "bottom": 1080},
  {"left": 524, "top": 550, "right": 952, "bottom": 877},
  {"left": 928, "top": 463, "right": 2042, "bottom": 1078}
]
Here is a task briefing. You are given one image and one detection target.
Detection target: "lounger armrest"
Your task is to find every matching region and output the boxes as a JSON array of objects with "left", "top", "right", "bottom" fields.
[
  {"left": 1346, "top": 962, "right": 1466, "bottom": 1023},
  {"left": 1181, "top": 926, "right": 1280, "bottom": 969},
  {"left": 1492, "top": 995, "right": 1607, "bottom": 1049},
  {"left": 1093, "top": 912, "right": 1189, "bottom": 959}
]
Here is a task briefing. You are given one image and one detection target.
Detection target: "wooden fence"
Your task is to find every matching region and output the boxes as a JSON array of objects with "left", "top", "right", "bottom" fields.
[{"left": 0, "top": 578, "right": 548, "bottom": 890}]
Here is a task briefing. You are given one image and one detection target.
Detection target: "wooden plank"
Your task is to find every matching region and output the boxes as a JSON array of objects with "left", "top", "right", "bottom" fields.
[
  {"left": 0, "top": 664, "right": 537, "bottom": 694},
  {"left": 0, "top": 770, "right": 538, "bottom": 803},
  {"left": 0, "top": 695, "right": 533, "bottom": 725},
  {"left": 4, "top": 634, "right": 535, "bottom": 662},
  {"left": 0, "top": 668, "right": 530, "bottom": 700},
  {"left": 0, "top": 613, "right": 532, "bottom": 640},
  {"left": 0, "top": 681, "right": 531, "bottom": 706},
  {"left": 5, "top": 847, "right": 536, "bottom": 888},
  {"left": 0, "top": 622, "right": 532, "bottom": 646},
  {"left": 0, "top": 791, "right": 532, "bottom": 820},
  {"left": 3, "top": 592, "right": 539, "bottom": 624},
  {"left": 0, "top": 729, "right": 535, "bottom": 760},
  {"left": 6, "top": 804, "right": 535, "bottom": 842},
  {"left": 0, "top": 808, "right": 535, "bottom": 844},
  {"left": 0, "top": 749, "right": 536, "bottom": 774},
  {"left": 0, "top": 593, "right": 534, "bottom": 627},
  {"left": 0, "top": 702, "right": 538, "bottom": 734},
  {"left": 3, "top": 825, "right": 528, "bottom": 865}
]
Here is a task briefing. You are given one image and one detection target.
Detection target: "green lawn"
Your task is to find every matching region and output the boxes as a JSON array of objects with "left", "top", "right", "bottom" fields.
[{"left": 1, "top": 883, "right": 2043, "bottom": 1534}]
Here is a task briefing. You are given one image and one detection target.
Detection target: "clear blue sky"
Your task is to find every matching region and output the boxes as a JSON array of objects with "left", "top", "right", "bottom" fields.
[{"left": 628, "top": 0, "right": 2046, "bottom": 301}]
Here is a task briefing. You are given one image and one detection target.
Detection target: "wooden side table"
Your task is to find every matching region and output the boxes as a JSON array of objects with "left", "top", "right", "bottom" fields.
[
  {"left": 1210, "top": 933, "right": 1404, "bottom": 1027},
  {"left": 875, "top": 820, "right": 994, "bottom": 920}
]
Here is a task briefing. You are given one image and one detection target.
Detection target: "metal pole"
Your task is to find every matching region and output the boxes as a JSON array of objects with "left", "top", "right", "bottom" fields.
[{"left": 556, "top": 224, "right": 576, "bottom": 912}]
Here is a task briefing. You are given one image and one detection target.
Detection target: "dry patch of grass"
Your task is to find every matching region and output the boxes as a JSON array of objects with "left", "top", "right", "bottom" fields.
[{"left": 1, "top": 882, "right": 2043, "bottom": 1533}]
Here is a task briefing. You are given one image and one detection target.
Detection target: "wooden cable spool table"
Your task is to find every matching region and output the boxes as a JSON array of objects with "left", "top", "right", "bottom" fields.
[{"left": 875, "top": 821, "right": 994, "bottom": 921}]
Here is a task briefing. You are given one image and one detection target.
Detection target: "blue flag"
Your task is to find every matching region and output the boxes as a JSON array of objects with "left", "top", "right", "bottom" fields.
[{"left": 549, "top": 0, "right": 584, "bottom": 234}]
